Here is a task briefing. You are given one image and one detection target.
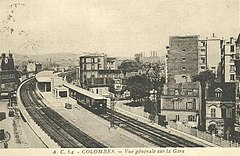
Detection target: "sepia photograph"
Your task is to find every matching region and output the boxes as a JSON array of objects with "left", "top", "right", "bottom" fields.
[{"left": 0, "top": 0, "right": 239, "bottom": 155}]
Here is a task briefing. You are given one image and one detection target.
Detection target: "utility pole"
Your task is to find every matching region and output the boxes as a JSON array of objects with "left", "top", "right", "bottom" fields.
[
  {"left": 149, "top": 89, "right": 157, "bottom": 123},
  {"left": 110, "top": 95, "right": 115, "bottom": 128}
]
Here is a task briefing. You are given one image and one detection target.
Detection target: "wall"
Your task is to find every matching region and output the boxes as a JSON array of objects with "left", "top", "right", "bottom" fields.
[
  {"left": 161, "top": 110, "right": 198, "bottom": 127},
  {"left": 51, "top": 77, "right": 63, "bottom": 91},
  {"left": 206, "top": 38, "right": 222, "bottom": 75},
  {"left": 167, "top": 36, "right": 199, "bottom": 84}
]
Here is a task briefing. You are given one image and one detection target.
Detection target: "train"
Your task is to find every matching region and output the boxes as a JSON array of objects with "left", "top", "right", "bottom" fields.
[{"left": 63, "top": 83, "right": 107, "bottom": 114}]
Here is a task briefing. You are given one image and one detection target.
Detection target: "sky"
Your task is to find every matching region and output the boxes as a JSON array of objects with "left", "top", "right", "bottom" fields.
[{"left": 0, "top": 0, "right": 239, "bottom": 57}]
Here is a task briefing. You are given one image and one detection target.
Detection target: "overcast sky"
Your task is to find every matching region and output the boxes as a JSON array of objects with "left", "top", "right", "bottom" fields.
[{"left": 0, "top": 0, "right": 239, "bottom": 57}]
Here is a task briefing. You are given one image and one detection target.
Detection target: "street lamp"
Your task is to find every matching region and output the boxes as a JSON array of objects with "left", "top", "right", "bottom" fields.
[{"left": 149, "top": 89, "right": 157, "bottom": 123}]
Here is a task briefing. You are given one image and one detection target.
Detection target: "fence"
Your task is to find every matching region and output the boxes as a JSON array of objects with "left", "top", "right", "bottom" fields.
[
  {"left": 168, "top": 121, "right": 239, "bottom": 147},
  {"left": 115, "top": 102, "right": 150, "bottom": 119}
]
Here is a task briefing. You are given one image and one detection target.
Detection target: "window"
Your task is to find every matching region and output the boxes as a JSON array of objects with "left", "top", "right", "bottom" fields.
[
  {"left": 188, "top": 115, "right": 196, "bottom": 122},
  {"left": 176, "top": 115, "right": 180, "bottom": 121},
  {"left": 182, "top": 49, "right": 186, "bottom": 52},
  {"left": 211, "top": 108, "right": 216, "bottom": 118},
  {"left": 182, "top": 57, "right": 186, "bottom": 61},
  {"left": 81, "top": 58, "right": 85, "bottom": 63},
  {"left": 221, "top": 108, "right": 226, "bottom": 118},
  {"left": 226, "top": 109, "right": 232, "bottom": 118},
  {"left": 86, "top": 58, "right": 91, "bottom": 63},
  {"left": 215, "top": 92, "right": 222, "bottom": 98},
  {"left": 230, "top": 65, "right": 235, "bottom": 72},
  {"left": 188, "top": 90, "right": 193, "bottom": 96},
  {"left": 200, "top": 66, "right": 205, "bottom": 69},
  {"left": 182, "top": 76, "right": 187, "bottom": 82},
  {"left": 230, "top": 74, "right": 235, "bottom": 81},
  {"left": 91, "top": 64, "right": 95, "bottom": 70},
  {"left": 215, "top": 88, "right": 222, "bottom": 98},
  {"left": 186, "top": 102, "right": 195, "bottom": 110},
  {"left": 200, "top": 57, "right": 206, "bottom": 64},
  {"left": 182, "top": 67, "right": 186, "bottom": 71},
  {"left": 173, "top": 101, "right": 180, "bottom": 110},
  {"left": 231, "top": 45, "right": 235, "bottom": 52},
  {"left": 175, "top": 89, "right": 179, "bottom": 95},
  {"left": 230, "top": 55, "right": 235, "bottom": 63}
]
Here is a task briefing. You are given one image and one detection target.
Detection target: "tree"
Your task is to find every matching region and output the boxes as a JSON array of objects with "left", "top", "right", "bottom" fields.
[
  {"left": 193, "top": 70, "right": 215, "bottom": 131},
  {"left": 143, "top": 63, "right": 165, "bottom": 121},
  {"left": 126, "top": 75, "right": 150, "bottom": 103},
  {"left": 118, "top": 59, "right": 139, "bottom": 76}
]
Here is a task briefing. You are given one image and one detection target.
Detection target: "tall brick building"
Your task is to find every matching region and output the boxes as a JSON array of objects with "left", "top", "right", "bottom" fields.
[
  {"left": 166, "top": 35, "right": 201, "bottom": 84},
  {"left": 162, "top": 35, "right": 202, "bottom": 127}
]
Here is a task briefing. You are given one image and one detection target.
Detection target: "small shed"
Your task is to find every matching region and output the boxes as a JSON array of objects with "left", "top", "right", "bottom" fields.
[{"left": 53, "top": 86, "right": 68, "bottom": 98}]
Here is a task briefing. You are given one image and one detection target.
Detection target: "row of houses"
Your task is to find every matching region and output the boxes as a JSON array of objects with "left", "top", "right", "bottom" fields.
[
  {"left": 161, "top": 34, "right": 240, "bottom": 140},
  {"left": 73, "top": 34, "right": 240, "bottom": 140},
  {"left": 75, "top": 52, "right": 160, "bottom": 97}
]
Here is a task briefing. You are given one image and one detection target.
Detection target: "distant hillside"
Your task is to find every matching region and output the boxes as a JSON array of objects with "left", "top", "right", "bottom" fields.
[{"left": 12, "top": 52, "right": 80, "bottom": 68}]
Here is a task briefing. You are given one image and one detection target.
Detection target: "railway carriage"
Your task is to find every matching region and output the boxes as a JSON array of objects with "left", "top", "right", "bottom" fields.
[{"left": 63, "top": 83, "right": 107, "bottom": 114}]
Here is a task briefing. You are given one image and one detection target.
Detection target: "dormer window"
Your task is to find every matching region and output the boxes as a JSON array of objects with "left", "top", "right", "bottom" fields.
[{"left": 215, "top": 87, "right": 222, "bottom": 98}]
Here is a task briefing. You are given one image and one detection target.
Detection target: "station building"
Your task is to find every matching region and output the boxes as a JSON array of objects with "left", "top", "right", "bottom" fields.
[{"left": 36, "top": 71, "right": 68, "bottom": 98}]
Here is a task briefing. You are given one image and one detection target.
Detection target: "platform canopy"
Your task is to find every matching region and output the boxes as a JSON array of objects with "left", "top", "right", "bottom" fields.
[{"left": 36, "top": 71, "right": 56, "bottom": 83}]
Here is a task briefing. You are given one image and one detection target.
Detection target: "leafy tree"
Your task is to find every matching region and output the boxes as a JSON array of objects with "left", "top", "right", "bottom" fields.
[
  {"left": 193, "top": 70, "right": 215, "bottom": 131},
  {"left": 118, "top": 59, "right": 139, "bottom": 76},
  {"left": 126, "top": 75, "right": 150, "bottom": 102},
  {"left": 143, "top": 63, "right": 165, "bottom": 120}
]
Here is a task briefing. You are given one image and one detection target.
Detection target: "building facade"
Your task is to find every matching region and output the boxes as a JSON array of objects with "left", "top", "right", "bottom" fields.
[
  {"left": 221, "top": 37, "right": 237, "bottom": 82},
  {"left": 166, "top": 35, "right": 200, "bottom": 84},
  {"left": 162, "top": 35, "right": 202, "bottom": 127},
  {"left": 79, "top": 53, "right": 125, "bottom": 95},
  {"left": 0, "top": 53, "right": 20, "bottom": 96},
  {"left": 79, "top": 53, "right": 107, "bottom": 88},
  {"left": 198, "top": 34, "right": 225, "bottom": 81},
  {"left": 107, "top": 57, "right": 117, "bottom": 70},
  {"left": 161, "top": 82, "right": 200, "bottom": 127},
  {"left": 205, "top": 82, "right": 236, "bottom": 139},
  {"left": 233, "top": 34, "right": 240, "bottom": 140}
]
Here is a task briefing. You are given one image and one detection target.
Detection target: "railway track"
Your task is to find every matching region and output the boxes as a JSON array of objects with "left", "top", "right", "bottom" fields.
[
  {"left": 20, "top": 78, "right": 107, "bottom": 148},
  {"left": 100, "top": 108, "right": 203, "bottom": 147}
]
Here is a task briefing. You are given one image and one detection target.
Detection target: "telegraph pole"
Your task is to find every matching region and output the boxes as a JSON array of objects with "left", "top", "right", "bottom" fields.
[
  {"left": 149, "top": 89, "right": 157, "bottom": 123},
  {"left": 110, "top": 95, "right": 115, "bottom": 128}
]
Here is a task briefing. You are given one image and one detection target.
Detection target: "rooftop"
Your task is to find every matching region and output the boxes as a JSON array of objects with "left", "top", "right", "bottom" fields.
[{"left": 63, "top": 82, "right": 106, "bottom": 99}]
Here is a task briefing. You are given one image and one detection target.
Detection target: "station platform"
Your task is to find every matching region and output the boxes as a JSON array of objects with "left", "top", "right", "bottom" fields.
[
  {"left": 0, "top": 99, "right": 46, "bottom": 148},
  {"left": 39, "top": 91, "right": 157, "bottom": 148}
]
